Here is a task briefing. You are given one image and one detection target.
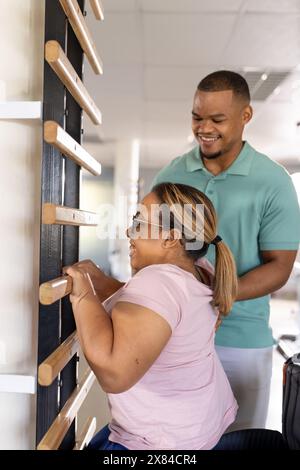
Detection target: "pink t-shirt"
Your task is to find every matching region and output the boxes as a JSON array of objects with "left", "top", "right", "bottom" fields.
[{"left": 102, "top": 259, "right": 238, "bottom": 450}]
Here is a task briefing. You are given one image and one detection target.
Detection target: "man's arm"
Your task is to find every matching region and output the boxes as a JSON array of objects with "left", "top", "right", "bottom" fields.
[{"left": 236, "top": 250, "right": 297, "bottom": 301}]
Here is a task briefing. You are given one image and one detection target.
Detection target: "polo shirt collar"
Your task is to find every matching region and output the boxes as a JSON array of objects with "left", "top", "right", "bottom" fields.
[{"left": 186, "top": 141, "right": 253, "bottom": 176}]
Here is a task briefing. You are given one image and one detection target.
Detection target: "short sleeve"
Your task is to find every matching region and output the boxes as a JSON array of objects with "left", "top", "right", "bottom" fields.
[
  {"left": 115, "top": 265, "right": 182, "bottom": 331},
  {"left": 259, "top": 174, "right": 300, "bottom": 251}
]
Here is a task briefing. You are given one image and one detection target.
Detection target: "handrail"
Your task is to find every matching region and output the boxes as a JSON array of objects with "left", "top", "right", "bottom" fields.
[
  {"left": 0, "top": 101, "right": 42, "bottom": 119},
  {"left": 0, "top": 375, "right": 36, "bottom": 394},
  {"left": 45, "top": 40, "right": 102, "bottom": 125}
]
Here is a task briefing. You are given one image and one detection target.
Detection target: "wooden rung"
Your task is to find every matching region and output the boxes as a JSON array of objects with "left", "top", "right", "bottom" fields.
[
  {"left": 59, "top": 0, "right": 103, "bottom": 75},
  {"left": 45, "top": 40, "right": 102, "bottom": 125},
  {"left": 37, "top": 370, "right": 96, "bottom": 450},
  {"left": 39, "top": 275, "right": 73, "bottom": 305},
  {"left": 38, "top": 332, "right": 79, "bottom": 386},
  {"left": 44, "top": 121, "right": 101, "bottom": 176},
  {"left": 73, "top": 417, "right": 97, "bottom": 450},
  {"left": 42, "top": 203, "right": 99, "bottom": 226},
  {"left": 89, "top": 0, "right": 104, "bottom": 21}
]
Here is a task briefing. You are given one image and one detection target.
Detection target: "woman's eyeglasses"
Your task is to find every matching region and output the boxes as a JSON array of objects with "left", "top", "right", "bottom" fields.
[{"left": 127, "top": 217, "right": 163, "bottom": 238}]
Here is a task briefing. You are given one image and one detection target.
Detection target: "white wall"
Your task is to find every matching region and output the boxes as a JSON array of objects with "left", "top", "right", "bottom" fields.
[
  {"left": 78, "top": 171, "right": 114, "bottom": 434},
  {"left": 0, "top": 0, "right": 45, "bottom": 449}
]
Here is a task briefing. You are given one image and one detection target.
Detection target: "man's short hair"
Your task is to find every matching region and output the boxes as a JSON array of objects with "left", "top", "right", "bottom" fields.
[{"left": 197, "top": 70, "right": 250, "bottom": 103}]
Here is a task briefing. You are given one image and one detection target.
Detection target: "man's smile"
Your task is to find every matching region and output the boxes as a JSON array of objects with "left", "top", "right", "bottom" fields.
[{"left": 197, "top": 134, "right": 221, "bottom": 143}]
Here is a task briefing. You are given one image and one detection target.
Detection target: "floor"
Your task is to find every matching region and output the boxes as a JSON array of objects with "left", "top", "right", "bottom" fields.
[{"left": 265, "top": 298, "right": 300, "bottom": 431}]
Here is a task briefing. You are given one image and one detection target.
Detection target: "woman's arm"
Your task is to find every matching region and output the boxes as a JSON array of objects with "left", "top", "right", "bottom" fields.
[
  {"left": 68, "top": 259, "right": 125, "bottom": 302},
  {"left": 64, "top": 265, "right": 172, "bottom": 393}
]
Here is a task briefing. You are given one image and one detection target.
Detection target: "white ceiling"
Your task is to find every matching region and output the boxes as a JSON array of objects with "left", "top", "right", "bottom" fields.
[{"left": 82, "top": 0, "right": 300, "bottom": 169}]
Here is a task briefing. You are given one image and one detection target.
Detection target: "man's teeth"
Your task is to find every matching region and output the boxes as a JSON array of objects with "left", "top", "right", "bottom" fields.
[{"left": 199, "top": 136, "right": 219, "bottom": 142}]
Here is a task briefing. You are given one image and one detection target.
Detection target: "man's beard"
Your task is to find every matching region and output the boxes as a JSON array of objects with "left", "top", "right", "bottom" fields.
[{"left": 200, "top": 149, "right": 223, "bottom": 160}]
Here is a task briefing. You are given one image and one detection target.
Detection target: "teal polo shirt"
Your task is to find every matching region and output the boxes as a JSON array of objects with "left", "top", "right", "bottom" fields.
[{"left": 152, "top": 142, "right": 300, "bottom": 348}]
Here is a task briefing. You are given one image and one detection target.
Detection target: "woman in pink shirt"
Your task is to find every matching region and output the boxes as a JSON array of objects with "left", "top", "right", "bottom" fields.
[{"left": 64, "top": 182, "right": 238, "bottom": 450}]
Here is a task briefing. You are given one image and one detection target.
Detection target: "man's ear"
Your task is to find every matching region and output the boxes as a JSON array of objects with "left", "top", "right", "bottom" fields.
[{"left": 242, "top": 104, "right": 253, "bottom": 125}]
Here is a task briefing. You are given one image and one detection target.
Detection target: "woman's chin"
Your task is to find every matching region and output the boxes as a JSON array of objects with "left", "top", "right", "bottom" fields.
[
  {"left": 129, "top": 256, "right": 137, "bottom": 269},
  {"left": 130, "top": 255, "right": 143, "bottom": 273},
  {"left": 130, "top": 263, "right": 139, "bottom": 276}
]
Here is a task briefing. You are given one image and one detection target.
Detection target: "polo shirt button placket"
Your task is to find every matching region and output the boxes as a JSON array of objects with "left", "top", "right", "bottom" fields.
[{"left": 207, "top": 179, "right": 215, "bottom": 196}]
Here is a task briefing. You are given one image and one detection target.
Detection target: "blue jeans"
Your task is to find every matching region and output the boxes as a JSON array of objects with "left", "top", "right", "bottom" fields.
[
  {"left": 87, "top": 424, "right": 128, "bottom": 450},
  {"left": 86, "top": 424, "right": 242, "bottom": 451}
]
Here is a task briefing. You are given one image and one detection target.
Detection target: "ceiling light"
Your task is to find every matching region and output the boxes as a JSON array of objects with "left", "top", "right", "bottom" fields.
[
  {"left": 242, "top": 66, "right": 260, "bottom": 72},
  {"left": 261, "top": 73, "right": 268, "bottom": 81}
]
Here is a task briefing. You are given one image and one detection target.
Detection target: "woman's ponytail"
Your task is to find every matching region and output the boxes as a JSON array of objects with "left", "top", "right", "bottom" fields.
[{"left": 213, "top": 240, "right": 238, "bottom": 316}]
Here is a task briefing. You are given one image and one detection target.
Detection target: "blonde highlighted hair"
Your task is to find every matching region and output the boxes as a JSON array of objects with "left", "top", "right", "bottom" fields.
[{"left": 152, "top": 182, "right": 238, "bottom": 315}]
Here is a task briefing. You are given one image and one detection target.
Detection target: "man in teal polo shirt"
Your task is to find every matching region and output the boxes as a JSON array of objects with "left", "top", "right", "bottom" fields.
[{"left": 152, "top": 70, "right": 300, "bottom": 431}]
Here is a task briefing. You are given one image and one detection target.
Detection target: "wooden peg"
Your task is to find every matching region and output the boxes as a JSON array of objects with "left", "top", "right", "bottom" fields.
[
  {"left": 74, "top": 417, "right": 97, "bottom": 450},
  {"left": 39, "top": 275, "right": 73, "bottom": 305},
  {"left": 45, "top": 40, "right": 102, "bottom": 125},
  {"left": 37, "top": 370, "right": 95, "bottom": 450},
  {"left": 59, "top": 0, "right": 103, "bottom": 74},
  {"left": 38, "top": 332, "right": 79, "bottom": 386},
  {"left": 89, "top": 0, "right": 104, "bottom": 21},
  {"left": 42, "top": 203, "right": 99, "bottom": 226},
  {"left": 44, "top": 121, "right": 101, "bottom": 176}
]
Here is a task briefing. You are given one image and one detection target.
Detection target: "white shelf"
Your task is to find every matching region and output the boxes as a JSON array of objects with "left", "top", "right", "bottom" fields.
[
  {"left": 0, "top": 374, "right": 36, "bottom": 394},
  {"left": 0, "top": 101, "right": 42, "bottom": 119}
]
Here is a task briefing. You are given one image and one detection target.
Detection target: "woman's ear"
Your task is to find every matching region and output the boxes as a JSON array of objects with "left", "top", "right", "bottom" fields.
[{"left": 162, "top": 229, "right": 182, "bottom": 249}]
